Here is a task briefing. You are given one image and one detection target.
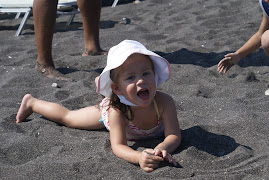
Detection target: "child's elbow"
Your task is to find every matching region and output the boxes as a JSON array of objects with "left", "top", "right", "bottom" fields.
[
  {"left": 173, "top": 132, "right": 181, "bottom": 147},
  {"left": 166, "top": 131, "right": 181, "bottom": 147}
]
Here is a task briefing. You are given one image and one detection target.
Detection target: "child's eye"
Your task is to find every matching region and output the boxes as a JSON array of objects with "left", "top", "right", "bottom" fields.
[
  {"left": 127, "top": 76, "right": 135, "bottom": 80},
  {"left": 143, "top": 72, "right": 151, "bottom": 76}
]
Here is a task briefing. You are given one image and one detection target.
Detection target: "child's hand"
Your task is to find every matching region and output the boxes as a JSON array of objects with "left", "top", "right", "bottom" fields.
[
  {"left": 139, "top": 149, "right": 164, "bottom": 172},
  {"left": 153, "top": 149, "right": 177, "bottom": 166},
  {"left": 217, "top": 53, "right": 241, "bottom": 73}
]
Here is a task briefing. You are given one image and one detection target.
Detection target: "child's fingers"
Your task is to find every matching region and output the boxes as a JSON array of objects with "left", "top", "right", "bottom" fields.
[
  {"left": 144, "top": 150, "right": 163, "bottom": 162},
  {"left": 217, "top": 60, "right": 223, "bottom": 67},
  {"left": 150, "top": 154, "right": 164, "bottom": 162},
  {"left": 222, "top": 57, "right": 231, "bottom": 62},
  {"left": 160, "top": 151, "right": 172, "bottom": 161},
  {"left": 166, "top": 153, "right": 173, "bottom": 162},
  {"left": 218, "top": 57, "right": 234, "bottom": 73},
  {"left": 218, "top": 57, "right": 230, "bottom": 67},
  {"left": 143, "top": 167, "right": 154, "bottom": 173},
  {"left": 152, "top": 150, "right": 178, "bottom": 166},
  {"left": 218, "top": 64, "right": 225, "bottom": 73},
  {"left": 172, "top": 158, "right": 178, "bottom": 166},
  {"left": 166, "top": 154, "right": 178, "bottom": 166},
  {"left": 144, "top": 149, "right": 155, "bottom": 155},
  {"left": 224, "top": 53, "right": 234, "bottom": 58},
  {"left": 153, "top": 149, "right": 162, "bottom": 156}
]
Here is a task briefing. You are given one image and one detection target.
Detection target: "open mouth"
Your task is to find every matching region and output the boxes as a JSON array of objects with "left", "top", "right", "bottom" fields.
[{"left": 137, "top": 89, "right": 150, "bottom": 100}]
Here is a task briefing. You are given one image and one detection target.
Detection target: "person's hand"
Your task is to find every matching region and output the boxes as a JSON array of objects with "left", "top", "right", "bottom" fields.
[
  {"left": 139, "top": 149, "right": 164, "bottom": 172},
  {"left": 153, "top": 149, "right": 177, "bottom": 166},
  {"left": 265, "top": 0, "right": 269, "bottom": 4},
  {"left": 217, "top": 53, "right": 241, "bottom": 73}
]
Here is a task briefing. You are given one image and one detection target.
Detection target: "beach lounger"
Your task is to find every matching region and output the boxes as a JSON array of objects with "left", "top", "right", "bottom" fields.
[
  {"left": 112, "top": 0, "right": 119, "bottom": 7},
  {"left": 0, "top": 0, "right": 79, "bottom": 36}
]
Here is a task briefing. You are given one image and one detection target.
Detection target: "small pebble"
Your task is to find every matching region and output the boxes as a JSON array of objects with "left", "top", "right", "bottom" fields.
[
  {"left": 52, "top": 83, "right": 59, "bottom": 88},
  {"left": 265, "top": 89, "right": 269, "bottom": 95},
  {"left": 134, "top": 0, "right": 141, "bottom": 4}
]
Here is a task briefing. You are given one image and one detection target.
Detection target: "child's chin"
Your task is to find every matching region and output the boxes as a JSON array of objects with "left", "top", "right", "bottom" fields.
[{"left": 139, "top": 96, "right": 150, "bottom": 101}]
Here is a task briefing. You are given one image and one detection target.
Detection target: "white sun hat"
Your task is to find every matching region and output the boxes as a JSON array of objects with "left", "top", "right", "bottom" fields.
[{"left": 96, "top": 40, "right": 171, "bottom": 97}]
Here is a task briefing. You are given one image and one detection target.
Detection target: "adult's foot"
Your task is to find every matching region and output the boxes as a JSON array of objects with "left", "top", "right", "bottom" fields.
[
  {"left": 82, "top": 49, "right": 108, "bottom": 56},
  {"left": 35, "top": 62, "right": 71, "bottom": 81}
]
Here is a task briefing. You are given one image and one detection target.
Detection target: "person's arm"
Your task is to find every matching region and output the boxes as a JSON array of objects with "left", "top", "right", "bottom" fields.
[
  {"left": 108, "top": 108, "right": 163, "bottom": 172},
  {"left": 153, "top": 92, "right": 181, "bottom": 166},
  {"left": 218, "top": 13, "right": 269, "bottom": 73}
]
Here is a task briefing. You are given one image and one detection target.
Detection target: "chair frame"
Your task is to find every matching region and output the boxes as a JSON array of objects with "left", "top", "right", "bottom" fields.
[
  {"left": 0, "top": 7, "right": 32, "bottom": 36},
  {"left": 112, "top": 0, "right": 119, "bottom": 7},
  {"left": 0, "top": 0, "right": 119, "bottom": 36},
  {"left": 0, "top": 1, "right": 79, "bottom": 36}
]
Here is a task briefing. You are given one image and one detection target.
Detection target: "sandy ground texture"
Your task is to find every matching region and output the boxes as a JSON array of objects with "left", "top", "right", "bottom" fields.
[{"left": 1, "top": 0, "right": 269, "bottom": 179}]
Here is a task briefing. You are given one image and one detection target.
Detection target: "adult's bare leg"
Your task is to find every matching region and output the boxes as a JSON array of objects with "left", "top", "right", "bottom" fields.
[
  {"left": 77, "top": 0, "right": 107, "bottom": 56},
  {"left": 33, "top": 0, "right": 69, "bottom": 80}
]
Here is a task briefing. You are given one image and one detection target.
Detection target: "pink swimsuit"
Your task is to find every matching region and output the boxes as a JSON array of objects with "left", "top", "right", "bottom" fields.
[{"left": 99, "top": 97, "right": 164, "bottom": 141}]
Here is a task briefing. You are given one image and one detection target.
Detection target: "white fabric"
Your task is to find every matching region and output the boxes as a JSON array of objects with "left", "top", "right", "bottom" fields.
[
  {"left": 117, "top": 95, "right": 137, "bottom": 106},
  {"left": 0, "top": 0, "right": 77, "bottom": 8},
  {"left": 96, "top": 40, "right": 171, "bottom": 99},
  {"left": 0, "top": 0, "right": 33, "bottom": 7}
]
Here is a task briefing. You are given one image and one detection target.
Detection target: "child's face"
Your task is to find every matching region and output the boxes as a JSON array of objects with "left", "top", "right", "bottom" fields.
[
  {"left": 112, "top": 53, "right": 156, "bottom": 107},
  {"left": 265, "top": 0, "right": 269, "bottom": 3}
]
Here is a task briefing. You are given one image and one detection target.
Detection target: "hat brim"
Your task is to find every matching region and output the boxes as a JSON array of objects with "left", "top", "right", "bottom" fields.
[{"left": 260, "top": 0, "right": 269, "bottom": 17}]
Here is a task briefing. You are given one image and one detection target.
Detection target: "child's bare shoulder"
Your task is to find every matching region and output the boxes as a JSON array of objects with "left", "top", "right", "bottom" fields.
[
  {"left": 155, "top": 91, "right": 175, "bottom": 107},
  {"left": 108, "top": 106, "right": 122, "bottom": 116},
  {"left": 108, "top": 106, "right": 128, "bottom": 125},
  {"left": 155, "top": 91, "right": 177, "bottom": 118},
  {"left": 155, "top": 91, "right": 174, "bottom": 100}
]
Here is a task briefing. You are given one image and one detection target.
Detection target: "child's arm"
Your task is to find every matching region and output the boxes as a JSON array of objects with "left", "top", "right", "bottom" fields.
[
  {"left": 218, "top": 13, "right": 269, "bottom": 73},
  {"left": 153, "top": 92, "right": 181, "bottom": 165},
  {"left": 108, "top": 109, "right": 164, "bottom": 172}
]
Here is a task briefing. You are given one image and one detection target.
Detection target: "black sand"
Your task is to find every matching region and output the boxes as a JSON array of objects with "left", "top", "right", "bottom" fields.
[{"left": 1, "top": 0, "right": 269, "bottom": 179}]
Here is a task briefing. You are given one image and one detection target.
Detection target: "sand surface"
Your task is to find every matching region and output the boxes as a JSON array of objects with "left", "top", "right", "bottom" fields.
[{"left": 1, "top": 0, "right": 269, "bottom": 179}]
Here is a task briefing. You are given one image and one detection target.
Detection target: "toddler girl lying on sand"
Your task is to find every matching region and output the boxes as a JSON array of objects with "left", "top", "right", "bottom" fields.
[{"left": 16, "top": 40, "right": 181, "bottom": 172}]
